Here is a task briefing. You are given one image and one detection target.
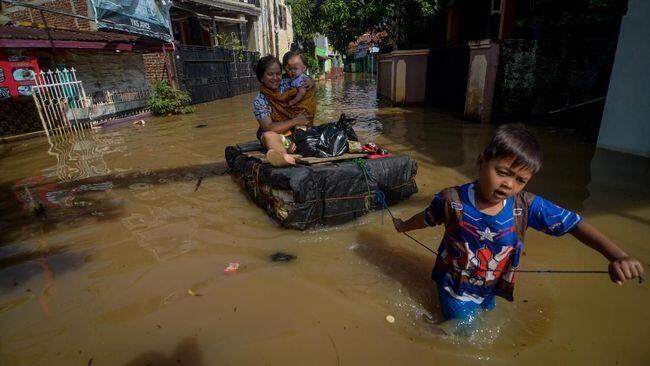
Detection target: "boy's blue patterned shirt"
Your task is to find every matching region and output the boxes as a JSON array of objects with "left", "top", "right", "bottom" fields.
[{"left": 425, "top": 182, "right": 582, "bottom": 303}]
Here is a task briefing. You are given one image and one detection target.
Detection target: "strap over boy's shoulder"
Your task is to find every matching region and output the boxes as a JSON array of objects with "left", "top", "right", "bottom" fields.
[
  {"left": 438, "top": 186, "right": 536, "bottom": 241},
  {"left": 513, "top": 191, "right": 536, "bottom": 241},
  {"left": 439, "top": 186, "right": 462, "bottom": 202},
  {"left": 439, "top": 186, "right": 463, "bottom": 224}
]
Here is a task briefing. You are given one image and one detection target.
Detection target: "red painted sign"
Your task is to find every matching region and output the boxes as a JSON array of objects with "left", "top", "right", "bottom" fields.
[{"left": 0, "top": 49, "right": 41, "bottom": 100}]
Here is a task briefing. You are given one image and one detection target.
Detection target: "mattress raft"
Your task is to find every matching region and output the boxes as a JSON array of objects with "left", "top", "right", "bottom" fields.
[{"left": 225, "top": 140, "right": 418, "bottom": 230}]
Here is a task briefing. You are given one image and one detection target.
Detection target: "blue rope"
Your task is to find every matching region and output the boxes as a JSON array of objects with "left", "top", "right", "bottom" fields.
[{"left": 375, "top": 190, "right": 387, "bottom": 225}]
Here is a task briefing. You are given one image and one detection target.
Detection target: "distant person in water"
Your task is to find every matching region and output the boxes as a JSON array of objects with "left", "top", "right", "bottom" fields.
[
  {"left": 393, "top": 124, "right": 644, "bottom": 322},
  {"left": 252, "top": 55, "right": 309, "bottom": 166}
]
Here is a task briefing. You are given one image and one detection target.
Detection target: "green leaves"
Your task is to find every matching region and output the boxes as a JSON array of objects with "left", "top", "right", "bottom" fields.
[
  {"left": 148, "top": 81, "right": 196, "bottom": 116},
  {"left": 289, "top": 0, "right": 444, "bottom": 53}
]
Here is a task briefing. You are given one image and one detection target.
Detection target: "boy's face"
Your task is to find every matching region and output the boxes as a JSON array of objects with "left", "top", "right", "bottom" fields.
[
  {"left": 286, "top": 56, "right": 306, "bottom": 78},
  {"left": 476, "top": 155, "right": 534, "bottom": 205}
]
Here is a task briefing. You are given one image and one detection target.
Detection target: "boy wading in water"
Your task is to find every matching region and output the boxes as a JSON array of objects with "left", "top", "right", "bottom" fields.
[{"left": 393, "top": 124, "right": 644, "bottom": 321}]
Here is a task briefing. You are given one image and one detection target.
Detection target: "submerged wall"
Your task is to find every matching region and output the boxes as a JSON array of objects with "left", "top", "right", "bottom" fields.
[
  {"left": 377, "top": 50, "right": 429, "bottom": 105},
  {"left": 598, "top": 0, "right": 650, "bottom": 158},
  {"left": 63, "top": 51, "right": 149, "bottom": 97}
]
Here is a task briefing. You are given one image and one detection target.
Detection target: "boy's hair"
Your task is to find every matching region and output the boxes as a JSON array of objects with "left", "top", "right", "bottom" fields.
[
  {"left": 483, "top": 124, "right": 543, "bottom": 173},
  {"left": 286, "top": 51, "right": 307, "bottom": 68},
  {"left": 253, "top": 54, "right": 282, "bottom": 82},
  {"left": 282, "top": 51, "right": 293, "bottom": 68}
]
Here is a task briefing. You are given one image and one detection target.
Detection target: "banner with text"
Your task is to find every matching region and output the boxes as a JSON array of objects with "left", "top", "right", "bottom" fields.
[{"left": 90, "top": 0, "right": 173, "bottom": 42}]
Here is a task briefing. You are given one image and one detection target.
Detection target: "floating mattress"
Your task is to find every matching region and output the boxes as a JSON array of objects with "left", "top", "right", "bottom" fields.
[{"left": 225, "top": 141, "right": 418, "bottom": 230}]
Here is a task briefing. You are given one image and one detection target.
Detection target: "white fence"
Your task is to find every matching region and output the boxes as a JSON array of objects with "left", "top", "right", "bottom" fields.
[
  {"left": 31, "top": 67, "right": 150, "bottom": 137},
  {"left": 31, "top": 67, "right": 92, "bottom": 137}
]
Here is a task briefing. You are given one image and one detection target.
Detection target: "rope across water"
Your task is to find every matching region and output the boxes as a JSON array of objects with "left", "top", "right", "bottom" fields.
[{"left": 355, "top": 158, "right": 643, "bottom": 281}]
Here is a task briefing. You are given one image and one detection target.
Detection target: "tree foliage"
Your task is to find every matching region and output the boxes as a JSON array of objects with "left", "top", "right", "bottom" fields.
[{"left": 288, "top": 0, "right": 444, "bottom": 53}]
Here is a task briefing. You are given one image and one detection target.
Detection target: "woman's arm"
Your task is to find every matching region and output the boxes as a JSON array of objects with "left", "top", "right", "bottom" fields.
[
  {"left": 570, "top": 220, "right": 644, "bottom": 284},
  {"left": 258, "top": 114, "right": 308, "bottom": 133}
]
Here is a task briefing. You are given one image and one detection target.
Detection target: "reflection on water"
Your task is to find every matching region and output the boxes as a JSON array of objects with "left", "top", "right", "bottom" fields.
[
  {"left": 0, "top": 75, "right": 648, "bottom": 365},
  {"left": 45, "top": 128, "right": 123, "bottom": 182},
  {"left": 316, "top": 74, "right": 384, "bottom": 141}
]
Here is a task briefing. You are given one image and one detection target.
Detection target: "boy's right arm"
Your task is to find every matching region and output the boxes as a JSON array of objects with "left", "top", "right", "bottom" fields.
[
  {"left": 393, "top": 212, "right": 429, "bottom": 232},
  {"left": 395, "top": 193, "right": 445, "bottom": 232}
]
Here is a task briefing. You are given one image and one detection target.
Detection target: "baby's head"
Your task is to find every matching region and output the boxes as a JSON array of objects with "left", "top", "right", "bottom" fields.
[
  {"left": 285, "top": 51, "right": 307, "bottom": 79},
  {"left": 476, "top": 124, "right": 543, "bottom": 204}
]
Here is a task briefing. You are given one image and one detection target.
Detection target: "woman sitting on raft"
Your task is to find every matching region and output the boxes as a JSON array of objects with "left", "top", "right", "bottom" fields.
[{"left": 252, "top": 55, "right": 315, "bottom": 167}]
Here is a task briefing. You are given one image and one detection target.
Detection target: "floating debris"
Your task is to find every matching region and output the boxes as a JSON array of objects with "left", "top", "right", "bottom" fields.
[
  {"left": 194, "top": 176, "right": 203, "bottom": 192},
  {"left": 187, "top": 289, "right": 201, "bottom": 297},
  {"left": 386, "top": 315, "right": 395, "bottom": 324},
  {"left": 195, "top": 124, "right": 208, "bottom": 128},
  {"left": 270, "top": 252, "right": 297, "bottom": 262},
  {"left": 224, "top": 262, "right": 240, "bottom": 273},
  {"left": 30, "top": 203, "right": 47, "bottom": 218}
]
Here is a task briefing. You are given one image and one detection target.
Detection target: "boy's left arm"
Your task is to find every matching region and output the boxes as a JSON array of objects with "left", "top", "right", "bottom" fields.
[{"left": 570, "top": 220, "right": 644, "bottom": 284}]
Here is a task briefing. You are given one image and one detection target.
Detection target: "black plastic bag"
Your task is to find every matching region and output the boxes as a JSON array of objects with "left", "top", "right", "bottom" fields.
[
  {"left": 338, "top": 113, "right": 359, "bottom": 142},
  {"left": 293, "top": 114, "right": 358, "bottom": 158}
]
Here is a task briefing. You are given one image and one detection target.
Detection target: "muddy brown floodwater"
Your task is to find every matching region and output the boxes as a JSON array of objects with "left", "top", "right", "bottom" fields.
[{"left": 1, "top": 74, "right": 649, "bottom": 365}]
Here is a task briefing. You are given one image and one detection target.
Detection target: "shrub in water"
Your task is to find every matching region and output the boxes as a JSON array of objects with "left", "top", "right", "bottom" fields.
[
  {"left": 148, "top": 81, "right": 196, "bottom": 116},
  {"left": 306, "top": 54, "right": 321, "bottom": 77}
]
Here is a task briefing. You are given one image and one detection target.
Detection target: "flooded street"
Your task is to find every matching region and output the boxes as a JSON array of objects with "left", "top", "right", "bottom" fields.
[{"left": 1, "top": 75, "right": 649, "bottom": 365}]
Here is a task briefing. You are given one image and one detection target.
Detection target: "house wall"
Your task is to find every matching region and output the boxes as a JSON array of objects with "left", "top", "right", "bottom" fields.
[
  {"left": 598, "top": 0, "right": 650, "bottom": 157},
  {"left": 464, "top": 40, "right": 500, "bottom": 123},
  {"left": 5, "top": 0, "right": 166, "bottom": 87},
  {"left": 377, "top": 58, "right": 393, "bottom": 100},
  {"left": 4, "top": 0, "right": 93, "bottom": 30},
  {"left": 0, "top": 49, "right": 150, "bottom": 137},
  {"left": 0, "top": 99, "right": 42, "bottom": 137},
  {"left": 60, "top": 50, "right": 149, "bottom": 96},
  {"left": 258, "top": 0, "right": 293, "bottom": 58},
  {"left": 246, "top": 16, "right": 260, "bottom": 53},
  {"left": 143, "top": 52, "right": 171, "bottom": 85},
  {"left": 492, "top": 38, "right": 617, "bottom": 133},
  {"left": 377, "top": 50, "right": 429, "bottom": 105},
  {"left": 275, "top": 0, "right": 294, "bottom": 57}
]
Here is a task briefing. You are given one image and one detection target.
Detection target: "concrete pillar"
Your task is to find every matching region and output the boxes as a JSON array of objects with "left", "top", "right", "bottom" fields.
[
  {"left": 464, "top": 39, "right": 500, "bottom": 123},
  {"left": 447, "top": 7, "right": 460, "bottom": 44},
  {"left": 499, "top": 0, "right": 516, "bottom": 39},
  {"left": 597, "top": 0, "right": 650, "bottom": 157},
  {"left": 395, "top": 59, "right": 407, "bottom": 104}
]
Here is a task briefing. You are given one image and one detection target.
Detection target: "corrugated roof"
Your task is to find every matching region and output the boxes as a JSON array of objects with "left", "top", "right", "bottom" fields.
[{"left": 0, "top": 25, "right": 138, "bottom": 43}]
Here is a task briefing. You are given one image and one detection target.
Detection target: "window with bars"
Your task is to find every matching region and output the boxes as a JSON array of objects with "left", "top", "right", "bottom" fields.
[{"left": 239, "top": 23, "right": 248, "bottom": 48}]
